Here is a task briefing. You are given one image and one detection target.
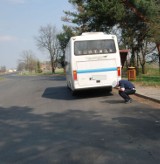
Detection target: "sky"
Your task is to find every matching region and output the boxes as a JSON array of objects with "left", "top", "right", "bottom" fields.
[{"left": 0, "top": 0, "right": 73, "bottom": 69}]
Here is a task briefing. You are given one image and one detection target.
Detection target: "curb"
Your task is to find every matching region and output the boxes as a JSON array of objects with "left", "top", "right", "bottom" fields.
[
  {"left": 135, "top": 93, "right": 160, "bottom": 104},
  {"left": 113, "top": 89, "right": 160, "bottom": 104}
]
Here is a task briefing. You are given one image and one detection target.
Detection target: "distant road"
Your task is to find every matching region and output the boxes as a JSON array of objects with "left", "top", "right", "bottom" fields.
[{"left": 0, "top": 74, "right": 160, "bottom": 164}]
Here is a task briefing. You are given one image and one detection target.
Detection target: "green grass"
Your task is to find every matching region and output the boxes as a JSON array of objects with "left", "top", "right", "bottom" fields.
[
  {"left": 135, "top": 75, "right": 160, "bottom": 86},
  {"left": 0, "top": 77, "right": 4, "bottom": 81},
  {"left": 19, "top": 68, "right": 65, "bottom": 76},
  {"left": 122, "top": 67, "right": 160, "bottom": 87},
  {"left": 55, "top": 68, "right": 65, "bottom": 75},
  {"left": 136, "top": 67, "right": 160, "bottom": 86}
]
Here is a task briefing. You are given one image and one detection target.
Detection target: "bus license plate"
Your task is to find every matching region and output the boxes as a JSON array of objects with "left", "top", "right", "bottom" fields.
[{"left": 92, "top": 75, "right": 106, "bottom": 80}]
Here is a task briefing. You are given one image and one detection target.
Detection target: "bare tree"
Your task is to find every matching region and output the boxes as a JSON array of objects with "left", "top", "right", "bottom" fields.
[
  {"left": 35, "top": 24, "right": 60, "bottom": 73},
  {"left": 18, "top": 50, "right": 37, "bottom": 72},
  {"left": 137, "top": 41, "right": 157, "bottom": 74}
]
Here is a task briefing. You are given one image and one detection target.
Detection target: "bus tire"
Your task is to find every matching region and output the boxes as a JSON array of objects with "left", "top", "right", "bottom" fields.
[
  {"left": 106, "top": 87, "right": 112, "bottom": 93},
  {"left": 71, "top": 90, "right": 77, "bottom": 96},
  {"left": 67, "top": 83, "right": 70, "bottom": 89}
]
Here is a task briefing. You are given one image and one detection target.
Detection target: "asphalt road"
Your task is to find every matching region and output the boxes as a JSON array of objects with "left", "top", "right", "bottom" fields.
[{"left": 0, "top": 74, "right": 160, "bottom": 164}]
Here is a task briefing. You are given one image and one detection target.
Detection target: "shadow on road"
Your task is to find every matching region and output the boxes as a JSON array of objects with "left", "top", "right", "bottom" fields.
[
  {"left": 42, "top": 86, "right": 113, "bottom": 100},
  {"left": 0, "top": 106, "right": 160, "bottom": 163},
  {"left": 102, "top": 99, "right": 124, "bottom": 104}
]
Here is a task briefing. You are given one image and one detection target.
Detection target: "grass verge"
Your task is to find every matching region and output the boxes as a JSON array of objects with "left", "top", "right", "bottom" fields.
[
  {"left": 135, "top": 75, "right": 160, "bottom": 87},
  {"left": 19, "top": 68, "right": 65, "bottom": 76}
]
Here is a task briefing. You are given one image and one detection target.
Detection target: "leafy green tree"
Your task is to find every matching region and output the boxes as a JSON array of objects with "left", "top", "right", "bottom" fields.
[
  {"left": 64, "top": 0, "right": 160, "bottom": 73},
  {"left": 57, "top": 25, "right": 75, "bottom": 56},
  {"left": 146, "top": 0, "right": 160, "bottom": 70},
  {"left": 57, "top": 25, "right": 76, "bottom": 70},
  {"left": 63, "top": 0, "right": 125, "bottom": 32},
  {"left": 120, "top": 0, "right": 160, "bottom": 71},
  {"left": 115, "top": 0, "right": 159, "bottom": 74}
]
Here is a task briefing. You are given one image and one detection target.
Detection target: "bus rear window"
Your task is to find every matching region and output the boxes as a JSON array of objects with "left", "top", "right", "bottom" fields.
[{"left": 74, "top": 39, "right": 116, "bottom": 55}]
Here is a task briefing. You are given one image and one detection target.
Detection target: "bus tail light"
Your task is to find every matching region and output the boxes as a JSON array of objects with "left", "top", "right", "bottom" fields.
[
  {"left": 117, "top": 67, "right": 121, "bottom": 77},
  {"left": 73, "top": 70, "right": 77, "bottom": 80}
]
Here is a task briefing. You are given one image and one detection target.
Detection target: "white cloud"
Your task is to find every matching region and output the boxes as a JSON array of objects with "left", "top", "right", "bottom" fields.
[{"left": 0, "top": 35, "right": 17, "bottom": 42}]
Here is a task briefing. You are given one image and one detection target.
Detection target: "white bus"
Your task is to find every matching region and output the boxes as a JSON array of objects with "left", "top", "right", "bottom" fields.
[{"left": 65, "top": 32, "right": 121, "bottom": 94}]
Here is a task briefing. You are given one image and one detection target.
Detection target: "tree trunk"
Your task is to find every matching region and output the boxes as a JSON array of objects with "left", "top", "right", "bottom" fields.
[
  {"left": 141, "top": 64, "right": 146, "bottom": 74},
  {"left": 159, "top": 54, "right": 160, "bottom": 74},
  {"left": 156, "top": 43, "right": 160, "bottom": 73},
  {"left": 50, "top": 56, "right": 55, "bottom": 73},
  {"left": 131, "top": 48, "right": 136, "bottom": 67},
  {"left": 136, "top": 52, "right": 139, "bottom": 76},
  {"left": 51, "top": 62, "right": 55, "bottom": 73}
]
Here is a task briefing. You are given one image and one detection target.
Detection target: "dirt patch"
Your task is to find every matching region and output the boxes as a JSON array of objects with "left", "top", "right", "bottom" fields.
[
  {"left": 113, "top": 88, "right": 160, "bottom": 109},
  {"left": 132, "top": 94, "right": 160, "bottom": 109}
]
